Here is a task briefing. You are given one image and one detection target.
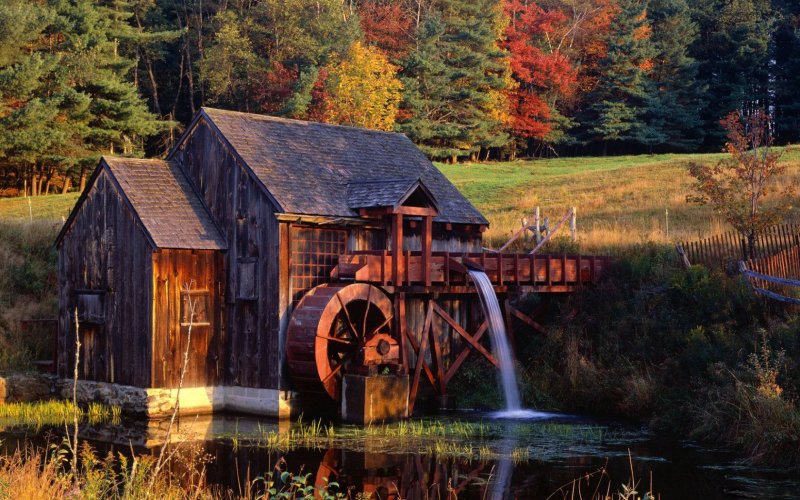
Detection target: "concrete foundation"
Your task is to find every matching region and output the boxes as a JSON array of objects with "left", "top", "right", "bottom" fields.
[
  {"left": 0, "top": 373, "right": 294, "bottom": 418},
  {"left": 341, "top": 374, "right": 409, "bottom": 424}
]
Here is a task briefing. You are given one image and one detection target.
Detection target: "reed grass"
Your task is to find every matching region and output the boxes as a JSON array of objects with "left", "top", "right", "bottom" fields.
[{"left": 0, "top": 400, "right": 120, "bottom": 429}]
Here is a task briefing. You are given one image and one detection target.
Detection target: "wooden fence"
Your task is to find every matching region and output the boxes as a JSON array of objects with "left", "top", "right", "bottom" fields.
[
  {"left": 679, "top": 224, "right": 800, "bottom": 270},
  {"left": 739, "top": 243, "right": 800, "bottom": 304}
]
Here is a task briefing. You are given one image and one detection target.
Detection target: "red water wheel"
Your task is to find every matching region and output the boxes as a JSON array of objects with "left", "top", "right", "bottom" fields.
[{"left": 286, "top": 283, "right": 395, "bottom": 400}]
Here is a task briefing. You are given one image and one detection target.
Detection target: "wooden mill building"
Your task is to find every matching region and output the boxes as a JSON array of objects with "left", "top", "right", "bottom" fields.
[{"left": 57, "top": 108, "right": 606, "bottom": 417}]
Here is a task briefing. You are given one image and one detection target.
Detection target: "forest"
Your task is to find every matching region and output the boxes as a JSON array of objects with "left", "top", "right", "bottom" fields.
[{"left": 0, "top": 0, "right": 798, "bottom": 195}]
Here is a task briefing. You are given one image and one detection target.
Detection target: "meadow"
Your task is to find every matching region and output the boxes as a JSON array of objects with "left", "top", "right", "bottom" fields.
[{"left": 438, "top": 147, "right": 800, "bottom": 252}]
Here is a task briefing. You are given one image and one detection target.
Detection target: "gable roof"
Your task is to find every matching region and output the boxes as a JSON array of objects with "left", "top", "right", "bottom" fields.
[
  {"left": 347, "top": 177, "right": 439, "bottom": 211},
  {"left": 190, "top": 108, "right": 487, "bottom": 225},
  {"left": 57, "top": 157, "right": 226, "bottom": 250}
]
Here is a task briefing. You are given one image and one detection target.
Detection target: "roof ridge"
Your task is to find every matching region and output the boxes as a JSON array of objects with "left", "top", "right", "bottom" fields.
[
  {"left": 347, "top": 177, "right": 419, "bottom": 186},
  {"left": 201, "top": 107, "right": 408, "bottom": 138}
]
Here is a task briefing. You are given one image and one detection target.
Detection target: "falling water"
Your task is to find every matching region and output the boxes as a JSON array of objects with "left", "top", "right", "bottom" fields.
[{"left": 468, "top": 269, "right": 553, "bottom": 419}]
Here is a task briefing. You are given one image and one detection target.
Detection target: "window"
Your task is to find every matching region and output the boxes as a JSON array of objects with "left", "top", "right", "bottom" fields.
[
  {"left": 291, "top": 227, "right": 347, "bottom": 303},
  {"left": 181, "top": 290, "right": 210, "bottom": 326},
  {"left": 237, "top": 260, "right": 257, "bottom": 300},
  {"left": 76, "top": 291, "right": 104, "bottom": 324}
]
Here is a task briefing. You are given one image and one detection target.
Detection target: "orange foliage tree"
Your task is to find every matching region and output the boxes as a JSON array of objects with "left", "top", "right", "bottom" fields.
[{"left": 688, "top": 110, "right": 794, "bottom": 258}]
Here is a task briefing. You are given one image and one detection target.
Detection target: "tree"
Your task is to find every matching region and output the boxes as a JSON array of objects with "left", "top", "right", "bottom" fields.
[
  {"left": 358, "top": 0, "right": 414, "bottom": 62},
  {"left": 578, "top": 0, "right": 655, "bottom": 153},
  {"left": 502, "top": 0, "right": 577, "bottom": 152},
  {"left": 772, "top": 0, "right": 800, "bottom": 145},
  {"left": 398, "top": 0, "right": 510, "bottom": 161},
  {"left": 200, "top": 12, "right": 263, "bottom": 110},
  {"left": 326, "top": 42, "right": 403, "bottom": 131},
  {"left": 688, "top": 110, "right": 794, "bottom": 258},
  {"left": 690, "top": 0, "right": 774, "bottom": 149},
  {"left": 641, "top": 0, "right": 704, "bottom": 151}
]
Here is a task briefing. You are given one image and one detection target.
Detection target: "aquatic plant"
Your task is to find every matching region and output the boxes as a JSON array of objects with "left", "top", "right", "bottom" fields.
[{"left": 0, "top": 400, "right": 120, "bottom": 429}]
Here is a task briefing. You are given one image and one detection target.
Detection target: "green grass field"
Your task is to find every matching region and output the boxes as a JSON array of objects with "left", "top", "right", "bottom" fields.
[
  {"left": 438, "top": 147, "right": 800, "bottom": 251},
  {"left": 0, "top": 192, "right": 78, "bottom": 221},
  {"left": 1, "top": 147, "right": 799, "bottom": 253}
]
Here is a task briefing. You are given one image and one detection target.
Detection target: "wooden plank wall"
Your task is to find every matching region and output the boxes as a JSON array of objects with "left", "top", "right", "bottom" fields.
[
  {"left": 173, "top": 119, "right": 282, "bottom": 390},
  {"left": 151, "top": 249, "right": 224, "bottom": 387},
  {"left": 57, "top": 169, "right": 153, "bottom": 386}
]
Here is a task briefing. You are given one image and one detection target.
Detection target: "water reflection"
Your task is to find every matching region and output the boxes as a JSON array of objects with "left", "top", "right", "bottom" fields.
[{"left": 2, "top": 413, "right": 800, "bottom": 499}]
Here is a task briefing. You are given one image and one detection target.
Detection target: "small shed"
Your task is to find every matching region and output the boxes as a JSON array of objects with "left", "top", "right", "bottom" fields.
[{"left": 56, "top": 157, "right": 226, "bottom": 389}]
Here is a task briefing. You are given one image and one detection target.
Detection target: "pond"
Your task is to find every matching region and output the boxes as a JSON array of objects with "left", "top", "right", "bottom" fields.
[{"left": 1, "top": 410, "right": 798, "bottom": 499}]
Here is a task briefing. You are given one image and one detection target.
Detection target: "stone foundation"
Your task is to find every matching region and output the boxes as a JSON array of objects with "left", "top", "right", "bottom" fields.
[{"left": 0, "top": 373, "right": 293, "bottom": 418}]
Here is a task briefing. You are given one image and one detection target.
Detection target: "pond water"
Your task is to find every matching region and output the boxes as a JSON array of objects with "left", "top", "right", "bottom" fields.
[{"left": 1, "top": 410, "right": 798, "bottom": 499}]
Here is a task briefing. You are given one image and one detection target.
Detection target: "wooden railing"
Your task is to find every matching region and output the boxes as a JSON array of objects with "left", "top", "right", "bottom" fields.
[
  {"left": 739, "top": 244, "right": 800, "bottom": 304},
  {"left": 679, "top": 224, "right": 800, "bottom": 270},
  {"left": 333, "top": 251, "right": 611, "bottom": 292}
]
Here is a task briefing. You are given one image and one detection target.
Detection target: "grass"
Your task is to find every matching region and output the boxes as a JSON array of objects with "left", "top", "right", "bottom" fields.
[
  {"left": 0, "top": 193, "right": 78, "bottom": 222},
  {"left": 0, "top": 400, "right": 121, "bottom": 429},
  {"left": 437, "top": 146, "right": 800, "bottom": 252}
]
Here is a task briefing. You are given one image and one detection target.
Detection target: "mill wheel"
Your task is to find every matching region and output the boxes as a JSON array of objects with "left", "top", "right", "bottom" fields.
[{"left": 286, "top": 283, "right": 395, "bottom": 400}]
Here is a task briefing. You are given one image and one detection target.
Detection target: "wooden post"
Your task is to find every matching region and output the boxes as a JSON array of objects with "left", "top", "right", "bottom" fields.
[
  {"left": 534, "top": 207, "right": 541, "bottom": 243},
  {"left": 570, "top": 207, "right": 576, "bottom": 242},
  {"left": 422, "top": 215, "right": 432, "bottom": 287},
  {"left": 392, "top": 213, "right": 404, "bottom": 285}
]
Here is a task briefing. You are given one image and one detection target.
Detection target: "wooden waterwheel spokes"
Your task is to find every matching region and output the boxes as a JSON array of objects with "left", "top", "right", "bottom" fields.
[{"left": 286, "top": 283, "right": 395, "bottom": 400}]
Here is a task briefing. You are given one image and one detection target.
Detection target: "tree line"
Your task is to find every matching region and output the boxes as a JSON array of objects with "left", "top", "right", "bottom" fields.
[{"left": 0, "top": 0, "right": 798, "bottom": 195}]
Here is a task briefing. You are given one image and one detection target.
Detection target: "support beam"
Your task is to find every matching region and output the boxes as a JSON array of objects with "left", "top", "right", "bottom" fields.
[
  {"left": 392, "top": 213, "right": 403, "bottom": 285},
  {"left": 422, "top": 215, "right": 432, "bottom": 287},
  {"left": 432, "top": 302, "right": 499, "bottom": 368}
]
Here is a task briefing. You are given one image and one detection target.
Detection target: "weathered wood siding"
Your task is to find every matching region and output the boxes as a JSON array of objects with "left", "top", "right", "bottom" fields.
[
  {"left": 172, "top": 118, "right": 282, "bottom": 390},
  {"left": 57, "top": 169, "right": 153, "bottom": 386},
  {"left": 151, "top": 249, "right": 224, "bottom": 388}
]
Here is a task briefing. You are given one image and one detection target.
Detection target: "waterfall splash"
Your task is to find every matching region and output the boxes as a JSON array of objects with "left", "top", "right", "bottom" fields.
[{"left": 468, "top": 269, "right": 553, "bottom": 420}]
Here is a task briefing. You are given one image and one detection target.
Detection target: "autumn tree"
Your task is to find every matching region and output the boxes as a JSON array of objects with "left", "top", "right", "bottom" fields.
[
  {"left": 688, "top": 110, "right": 794, "bottom": 258},
  {"left": 503, "top": 0, "right": 577, "bottom": 154},
  {"left": 325, "top": 42, "right": 403, "bottom": 131}
]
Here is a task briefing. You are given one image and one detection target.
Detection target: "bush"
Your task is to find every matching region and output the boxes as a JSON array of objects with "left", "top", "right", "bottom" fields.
[{"left": 0, "top": 221, "right": 59, "bottom": 372}]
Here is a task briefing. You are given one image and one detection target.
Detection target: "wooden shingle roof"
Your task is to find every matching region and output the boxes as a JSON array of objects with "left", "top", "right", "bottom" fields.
[
  {"left": 101, "top": 157, "right": 226, "bottom": 250},
  {"left": 197, "top": 108, "right": 488, "bottom": 225},
  {"left": 347, "top": 178, "right": 438, "bottom": 211}
]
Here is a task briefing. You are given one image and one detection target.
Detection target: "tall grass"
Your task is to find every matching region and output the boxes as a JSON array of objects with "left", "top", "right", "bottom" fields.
[
  {"left": 0, "top": 400, "right": 121, "bottom": 429},
  {"left": 0, "top": 221, "right": 61, "bottom": 372}
]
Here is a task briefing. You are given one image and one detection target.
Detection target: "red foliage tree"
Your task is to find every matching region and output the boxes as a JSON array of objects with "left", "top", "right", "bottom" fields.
[
  {"left": 502, "top": 0, "right": 578, "bottom": 140},
  {"left": 358, "top": 0, "right": 413, "bottom": 62},
  {"left": 253, "top": 62, "right": 299, "bottom": 114}
]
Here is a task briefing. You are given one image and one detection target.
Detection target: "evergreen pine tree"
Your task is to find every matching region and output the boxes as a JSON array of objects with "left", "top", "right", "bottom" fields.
[
  {"left": 642, "top": 0, "right": 704, "bottom": 151},
  {"left": 772, "top": 0, "right": 800, "bottom": 145},
  {"left": 578, "top": 0, "right": 655, "bottom": 153},
  {"left": 689, "top": 0, "right": 774, "bottom": 148},
  {"left": 397, "top": 0, "right": 509, "bottom": 161}
]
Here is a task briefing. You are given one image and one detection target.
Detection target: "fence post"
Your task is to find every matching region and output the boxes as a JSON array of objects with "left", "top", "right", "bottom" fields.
[
  {"left": 570, "top": 207, "right": 577, "bottom": 242},
  {"left": 534, "top": 207, "right": 541, "bottom": 244}
]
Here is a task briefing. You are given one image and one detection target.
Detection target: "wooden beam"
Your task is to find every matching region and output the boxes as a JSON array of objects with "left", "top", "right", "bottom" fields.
[
  {"left": 360, "top": 206, "right": 438, "bottom": 217},
  {"left": 392, "top": 213, "right": 403, "bottom": 285},
  {"left": 422, "top": 215, "right": 433, "bottom": 287},
  {"left": 408, "top": 303, "right": 434, "bottom": 414},
  {"left": 509, "top": 305, "right": 547, "bottom": 335},
  {"left": 444, "top": 321, "right": 487, "bottom": 385},
  {"left": 432, "top": 302, "right": 499, "bottom": 368}
]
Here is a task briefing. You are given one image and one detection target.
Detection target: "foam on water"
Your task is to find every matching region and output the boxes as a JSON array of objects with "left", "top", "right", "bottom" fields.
[{"left": 489, "top": 409, "right": 557, "bottom": 420}]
